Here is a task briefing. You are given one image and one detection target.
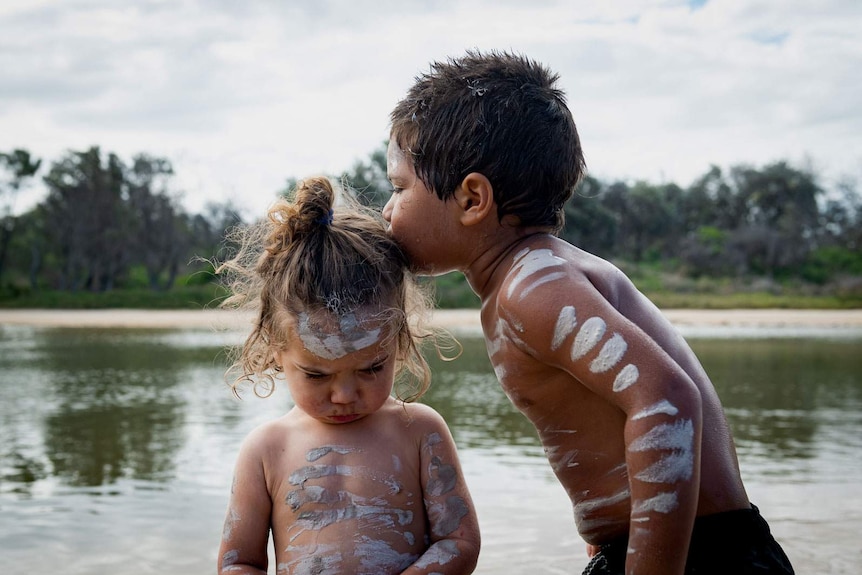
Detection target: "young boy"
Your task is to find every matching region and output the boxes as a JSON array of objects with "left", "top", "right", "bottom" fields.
[{"left": 383, "top": 50, "right": 794, "bottom": 575}]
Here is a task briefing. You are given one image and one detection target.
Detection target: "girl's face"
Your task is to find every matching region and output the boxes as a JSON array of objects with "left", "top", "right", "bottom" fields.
[{"left": 273, "top": 310, "right": 398, "bottom": 425}]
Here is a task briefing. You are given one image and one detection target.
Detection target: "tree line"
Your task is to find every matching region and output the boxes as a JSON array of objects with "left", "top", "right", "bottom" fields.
[
  {"left": 1, "top": 143, "right": 860, "bottom": 300},
  {"left": 0, "top": 146, "right": 241, "bottom": 295}
]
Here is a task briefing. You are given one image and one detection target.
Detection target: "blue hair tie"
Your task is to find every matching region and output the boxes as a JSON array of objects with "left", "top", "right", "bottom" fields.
[{"left": 317, "top": 209, "right": 334, "bottom": 226}]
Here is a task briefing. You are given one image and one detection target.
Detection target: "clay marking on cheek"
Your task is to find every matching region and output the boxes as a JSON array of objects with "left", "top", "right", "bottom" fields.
[
  {"left": 571, "top": 317, "right": 607, "bottom": 361},
  {"left": 551, "top": 306, "right": 577, "bottom": 351},
  {"left": 612, "top": 364, "right": 640, "bottom": 392},
  {"left": 297, "top": 312, "right": 381, "bottom": 360},
  {"left": 506, "top": 248, "right": 565, "bottom": 299},
  {"left": 590, "top": 333, "right": 628, "bottom": 373}
]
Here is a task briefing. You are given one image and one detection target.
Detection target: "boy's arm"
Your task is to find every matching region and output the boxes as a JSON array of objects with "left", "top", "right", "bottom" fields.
[
  {"left": 401, "top": 406, "right": 481, "bottom": 575},
  {"left": 501, "top": 281, "right": 702, "bottom": 575},
  {"left": 218, "top": 429, "right": 273, "bottom": 575}
]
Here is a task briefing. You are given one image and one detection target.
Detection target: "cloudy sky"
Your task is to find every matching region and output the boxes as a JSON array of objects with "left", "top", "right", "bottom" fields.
[{"left": 1, "top": 0, "right": 860, "bottom": 218}]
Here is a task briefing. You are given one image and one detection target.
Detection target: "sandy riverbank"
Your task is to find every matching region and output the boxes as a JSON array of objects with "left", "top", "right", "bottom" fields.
[{"left": 1, "top": 308, "right": 861, "bottom": 331}]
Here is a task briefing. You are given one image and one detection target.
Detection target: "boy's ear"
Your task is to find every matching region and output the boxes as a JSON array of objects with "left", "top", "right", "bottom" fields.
[{"left": 454, "top": 172, "right": 495, "bottom": 226}]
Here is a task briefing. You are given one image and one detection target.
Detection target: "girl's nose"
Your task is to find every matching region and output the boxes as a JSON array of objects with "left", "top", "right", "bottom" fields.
[{"left": 330, "top": 380, "right": 359, "bottom": 404}]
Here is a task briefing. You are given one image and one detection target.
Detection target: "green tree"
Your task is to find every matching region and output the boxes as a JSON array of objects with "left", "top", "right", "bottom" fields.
[
  {"left": 42, "top": 147, "right": 130, "bottom": 291},
  {"left": 339, "top": 141, "right": 391, "bottom": 208},
  {"left": 0, "top": 149, "right": 41, "bottom": 283}
]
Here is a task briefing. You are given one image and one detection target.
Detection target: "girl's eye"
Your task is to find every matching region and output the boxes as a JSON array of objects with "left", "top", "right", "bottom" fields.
[
  {"left": 303, "top": 372, "right": 328, "bottom": 381},
  {"left": 390, "top": 186, "right": 403, "bottom": 194},
  {"left": 361, "top": 363, "right": 386, "bottom": 375}
]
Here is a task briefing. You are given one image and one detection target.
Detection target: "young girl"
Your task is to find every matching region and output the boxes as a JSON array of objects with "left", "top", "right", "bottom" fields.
[{"left": 216, "top": 177, "right": 480, "bottom": 574}]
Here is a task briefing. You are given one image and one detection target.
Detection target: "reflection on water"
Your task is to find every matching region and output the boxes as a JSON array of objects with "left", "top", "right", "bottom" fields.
[{"left": 1, "top": 325, "right": 860, "bottom": 573}]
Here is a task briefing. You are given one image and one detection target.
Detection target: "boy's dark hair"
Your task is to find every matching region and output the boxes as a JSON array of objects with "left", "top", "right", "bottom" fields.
[{"left": 390, "top": 49, "right": 586, "bottom": 231}]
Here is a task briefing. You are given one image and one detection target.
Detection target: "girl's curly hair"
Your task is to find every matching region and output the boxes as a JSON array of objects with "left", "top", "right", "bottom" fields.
[{"left": 217, "top": 176, "right": 449, "bottom": 402}]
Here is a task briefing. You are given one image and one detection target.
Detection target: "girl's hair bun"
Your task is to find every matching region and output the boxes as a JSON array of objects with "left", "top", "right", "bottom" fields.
[{"left": 260, "top": 176, "right": 336, "bottom": 270}]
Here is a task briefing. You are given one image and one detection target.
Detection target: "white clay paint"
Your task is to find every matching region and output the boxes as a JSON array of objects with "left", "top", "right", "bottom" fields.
[
  {"left": 570, "top": 316, "right": 606, "bottom": 361},
  {"left": 413, "top": 539, "right": 460, "bottom": 570},
  {"left": 427, "top": 495, "right": 470, "bottom": 537},
  {"left": 631, "top": 491, "right": 679, "bottom": 515},
  {"left": 222, "top": 506, "right": 240, "bottom": 540},
  {"left": 297, "top": 312, "right": 382, "bottom": 360},
  {"left": 590, "top": 332, "right": 628, "bottom": 373},
  {"left": 632, "top": 400, "right": 679, "bottom": 420},
  {"left": 306, "top": 445, "right": 357, "bottom": 462},
  {"left": 612, "top": 364, "right": 640, "bottom": 392},
  {"left": 355, "top": 536, "right": 420, "bottom": 573},
  {"left": 519, "top": 271, "right": 566, "bottom": 300},
  {"left": 629, "top": 419, "right": 694, "bottom": 484},
  {"left": 506, "top": 248, "right": 565, "bottom": 299},
  {"left": 551, "top": 306, "right": 577, "bottom": 351},
  {"left": 278, "top": 545, "right": 343, "bottom": 575}
]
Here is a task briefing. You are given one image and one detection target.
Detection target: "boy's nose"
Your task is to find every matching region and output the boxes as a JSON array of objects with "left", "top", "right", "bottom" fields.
[{"left": 381, "top": 196, "right": 393, "bottom": 222}]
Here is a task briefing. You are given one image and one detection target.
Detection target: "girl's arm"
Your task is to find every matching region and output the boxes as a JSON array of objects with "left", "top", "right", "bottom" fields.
[
  {"left": 218, "top": 429, "right": 273, "bottom": 575},
  {"left": 402, "top": 405, "right": 481, "bottom": 575}
]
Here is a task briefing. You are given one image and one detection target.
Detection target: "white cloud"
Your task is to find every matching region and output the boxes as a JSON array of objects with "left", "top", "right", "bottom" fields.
[{"left": 1, "top": 0, "right": 860, "bottom": 218}]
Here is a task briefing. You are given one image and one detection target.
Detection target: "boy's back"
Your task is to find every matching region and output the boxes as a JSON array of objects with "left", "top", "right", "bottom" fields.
[
  {"left": 478, "top": 233, "right": 749, "bottom": 542},
  {"left": 384, "top": 49, "right": 794, "bottom": 574}
]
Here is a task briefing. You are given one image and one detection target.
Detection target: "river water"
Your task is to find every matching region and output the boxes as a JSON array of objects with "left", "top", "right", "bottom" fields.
[{"left": 0, "top": 323, "right": 860, "bottom": 573}]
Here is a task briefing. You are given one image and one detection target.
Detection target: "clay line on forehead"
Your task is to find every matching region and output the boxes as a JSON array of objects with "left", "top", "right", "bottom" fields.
[{"left": 296, "top": 312, "right": 383, "bottom": 360}]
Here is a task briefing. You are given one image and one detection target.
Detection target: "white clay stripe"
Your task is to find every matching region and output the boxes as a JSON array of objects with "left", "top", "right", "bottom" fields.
[
  {"left": 571, "top": 316, "right": 606, "bottom": 361},
  {"left": 519, "top": 271, "right": 566, "bottom": 300},
  {"left": 631, "top": 492, "right": 679, "bottom": 515},
  {"left": 629, "top": 419, "right": 693, "bottom": 453},
  {"left": 612, "top": 364, "right": 640, "bottom": 392},
  {"left": 590, "top": 333, "right": 628, "bottom": 373},
  {"left": 506, "top": 248, "right": 565, "bottom": 299},
  {"left": 634, "top": 451, "right": 693, "bottom": 483},
  {"left": 551, "top": 306, "right": 577, "bottom": 351},
  {"left": 632, "top": 400, "right": 679, "bottom": 420}
]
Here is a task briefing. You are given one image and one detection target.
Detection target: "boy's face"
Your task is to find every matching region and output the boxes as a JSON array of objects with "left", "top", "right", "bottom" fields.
[{"left": 383, "top": 140, "right": 460, "bottom": 275}]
